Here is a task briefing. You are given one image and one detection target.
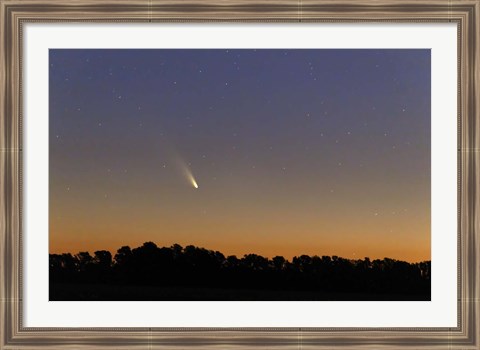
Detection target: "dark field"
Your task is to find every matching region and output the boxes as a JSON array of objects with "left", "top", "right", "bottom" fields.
[{"left": 50, "top": 283, "right": 430, "bottom": 301}]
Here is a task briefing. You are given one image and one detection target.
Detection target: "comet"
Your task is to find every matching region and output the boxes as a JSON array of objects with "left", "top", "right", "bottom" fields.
[
  {"left": 177, "top": 157, "right": 199, "bottom": 189},
  {"left": 189, "top": 174, "right": 199, "bottom": 189}
]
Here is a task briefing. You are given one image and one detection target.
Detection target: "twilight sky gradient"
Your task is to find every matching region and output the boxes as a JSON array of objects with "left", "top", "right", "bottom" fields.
[{"left": 49, "top": 49, "right": 431, "bottom": 262}]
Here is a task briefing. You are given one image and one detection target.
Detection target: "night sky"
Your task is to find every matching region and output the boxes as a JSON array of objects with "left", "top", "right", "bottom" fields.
[{"left": 49, "top": 49, "right": 431, "bottom": 262}]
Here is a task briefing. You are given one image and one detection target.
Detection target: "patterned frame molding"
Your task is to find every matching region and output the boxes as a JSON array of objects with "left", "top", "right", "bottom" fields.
[{"left": 0, "top": 0, "right": 479, "bottom": 349}]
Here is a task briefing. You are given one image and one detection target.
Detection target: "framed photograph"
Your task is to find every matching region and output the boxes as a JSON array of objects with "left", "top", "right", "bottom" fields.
[{"left": 1, "top": 0, "right": 479, "bottom": 349}]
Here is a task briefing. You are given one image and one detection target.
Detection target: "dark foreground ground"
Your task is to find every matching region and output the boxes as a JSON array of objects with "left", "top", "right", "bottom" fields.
[{"left": 50, "top": 283, "right": 430, "bottom": 301}]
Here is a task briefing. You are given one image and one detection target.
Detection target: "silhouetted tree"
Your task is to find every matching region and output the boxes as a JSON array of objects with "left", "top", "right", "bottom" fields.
[{"left": 50, "top": 241, "right": 431, "bottom": 301}]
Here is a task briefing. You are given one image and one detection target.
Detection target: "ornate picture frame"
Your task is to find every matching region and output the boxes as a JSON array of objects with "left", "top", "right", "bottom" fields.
[{"left": 1, "top": 0, "right": 479, "bottom": 348}]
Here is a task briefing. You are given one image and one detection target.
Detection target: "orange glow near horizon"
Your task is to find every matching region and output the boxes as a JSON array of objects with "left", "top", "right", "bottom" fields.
[{"left": 49, "top": 177, "right": 431, "bottom": 262}]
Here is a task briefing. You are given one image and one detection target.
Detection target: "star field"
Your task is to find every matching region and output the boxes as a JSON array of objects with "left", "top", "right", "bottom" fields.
[{"left": 49, "top": 49, "right": 431, "bottom": 262}]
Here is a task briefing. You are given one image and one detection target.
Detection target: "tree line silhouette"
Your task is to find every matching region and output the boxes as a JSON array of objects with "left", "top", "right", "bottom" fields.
[{"left": 50, "top": 242, "right": 430, "bottom": 300}]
